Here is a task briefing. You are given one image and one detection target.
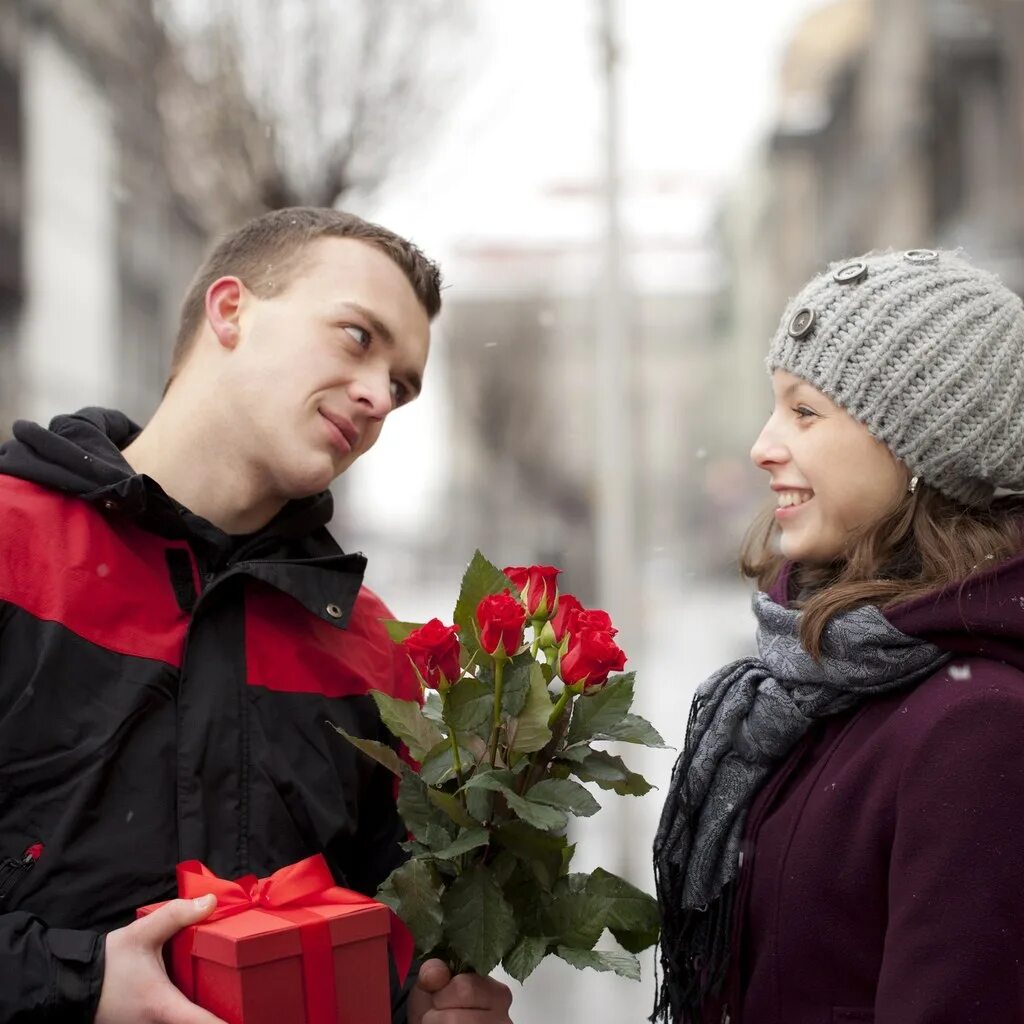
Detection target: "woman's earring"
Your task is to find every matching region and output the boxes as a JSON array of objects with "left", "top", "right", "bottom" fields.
[{"left": 908, "top": 476, "right": 920, "bottom": 495}]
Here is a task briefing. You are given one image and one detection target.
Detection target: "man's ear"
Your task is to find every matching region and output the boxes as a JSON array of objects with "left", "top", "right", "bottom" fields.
[{"left": 205, "top": 277, "right": 245, "bottom": 350}]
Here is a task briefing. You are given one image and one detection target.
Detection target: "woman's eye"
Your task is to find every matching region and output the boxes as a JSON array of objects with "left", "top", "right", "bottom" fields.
[
  {"left": 793, "top": 405, "right": 817, "bottom": 420},
  {"left": 343, "top": 325, "right": 371, "bottom": 347}
]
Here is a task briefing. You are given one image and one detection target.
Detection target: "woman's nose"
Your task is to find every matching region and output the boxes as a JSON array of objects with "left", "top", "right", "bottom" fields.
[{"left": 750, "top": 420, "right": 787, "bottom": 471}]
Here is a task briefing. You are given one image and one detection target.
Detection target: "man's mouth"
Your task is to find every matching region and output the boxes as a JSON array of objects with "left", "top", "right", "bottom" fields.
[{"left": 319, "top": 409, "right": 359, "bottom": 455}]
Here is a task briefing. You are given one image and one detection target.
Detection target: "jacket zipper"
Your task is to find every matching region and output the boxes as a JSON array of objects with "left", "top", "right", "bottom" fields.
[{"left": 0, "top": 843, "right": 43, "bottom": 901}]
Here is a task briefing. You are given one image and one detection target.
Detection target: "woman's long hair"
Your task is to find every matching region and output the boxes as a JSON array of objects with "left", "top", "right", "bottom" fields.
[{"left": 741, "top": 484, "right": 1024, "bottom": 656}]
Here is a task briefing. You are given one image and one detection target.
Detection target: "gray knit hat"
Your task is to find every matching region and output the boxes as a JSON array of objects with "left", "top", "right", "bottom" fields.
[{"left": 767, "top": 249, "right": 1024, "bottom": 505}]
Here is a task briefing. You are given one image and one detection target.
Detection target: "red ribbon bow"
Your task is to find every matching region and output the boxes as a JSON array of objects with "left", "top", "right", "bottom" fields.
[{"left": 173, "top": 855, "right": 412, "bottom": 1023}]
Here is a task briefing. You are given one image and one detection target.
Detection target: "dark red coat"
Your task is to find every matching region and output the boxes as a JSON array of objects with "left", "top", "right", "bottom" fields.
[{"left": 709, "top": 554, "right": 1024, "bottom": 1024}]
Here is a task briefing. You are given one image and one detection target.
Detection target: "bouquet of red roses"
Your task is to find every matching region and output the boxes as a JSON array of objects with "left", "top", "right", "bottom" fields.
[{"left": 335, "top": 552, "right": 663, "bottom": 983}]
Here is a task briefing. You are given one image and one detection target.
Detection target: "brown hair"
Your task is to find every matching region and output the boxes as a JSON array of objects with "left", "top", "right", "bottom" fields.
[
  {"left": 168, "top": 207, "right": 443, "bottom": 385},
  {"left": 741, "top": 485, "right": 1024, "bottom": 658}
]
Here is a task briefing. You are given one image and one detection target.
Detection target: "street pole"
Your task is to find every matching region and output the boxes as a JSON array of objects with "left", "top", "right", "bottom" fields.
[
  {"left": 595, "top": 0, "right": 636, "bottom": 648},
  {"left": 593, "top": 0, "right": 640, "bottom": 897}
]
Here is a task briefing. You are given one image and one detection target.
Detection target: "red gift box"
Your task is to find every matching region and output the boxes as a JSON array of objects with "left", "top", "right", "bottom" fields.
[{"left": 137, "top": 855, "right": 411, "bottom": 1024}]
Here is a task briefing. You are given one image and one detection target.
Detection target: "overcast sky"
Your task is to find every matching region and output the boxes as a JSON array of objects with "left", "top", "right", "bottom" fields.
[{"left": 347, "top": 0, "right": 830, "bottom": 536}]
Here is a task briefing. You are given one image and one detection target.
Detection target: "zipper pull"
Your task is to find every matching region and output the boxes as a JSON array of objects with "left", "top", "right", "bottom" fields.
[{"left": 0, "top": 843, "right": 42, "bottom": 901}]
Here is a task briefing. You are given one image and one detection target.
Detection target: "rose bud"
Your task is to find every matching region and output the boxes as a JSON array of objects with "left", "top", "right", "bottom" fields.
[
  {"left": 503, "top": 565, "right": 530, "bottom": 593},
  {"left": 401, "top": 619, "right": 462, "bottom": 691},
  {"left": 503, "top": 564, "right": 561, "bottom": 620},
  {"left": 475, "top": 590, "right": 527, "bottom": 659},
  {"left": 559, "top": 629, "right": 627, "bottom": 691},
  {"left": 540, "top": 592, "right": 584, "bottom": 648}
]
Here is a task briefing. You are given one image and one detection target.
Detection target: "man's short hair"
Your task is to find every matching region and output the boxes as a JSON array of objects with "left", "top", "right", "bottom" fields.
[{"left": 168, "top": 207, "right": 442, "bottom": 384}]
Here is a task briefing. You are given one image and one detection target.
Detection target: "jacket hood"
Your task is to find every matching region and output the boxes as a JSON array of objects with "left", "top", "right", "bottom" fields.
[
  {"left": 0, "top": 408, "right": 336, "bottom": 557},
  {"left": 0, "top": 407, "right": 141, "bottom": 495}
]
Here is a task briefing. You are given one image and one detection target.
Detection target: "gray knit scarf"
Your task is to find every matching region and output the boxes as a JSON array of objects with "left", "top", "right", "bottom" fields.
[{"left": 651, "top": 591, "right": 950, "bottom": 1023}]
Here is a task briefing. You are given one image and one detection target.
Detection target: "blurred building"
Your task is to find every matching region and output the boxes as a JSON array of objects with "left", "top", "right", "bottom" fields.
[
  {"left": 716, "top": 0, "right": 1024, "bottom": 464},
  {"left": 437, "top": 179, "right": 719, "bottom": 598},
  {"left": 0, "top": 0, "right": 272, "bottom": 436}
]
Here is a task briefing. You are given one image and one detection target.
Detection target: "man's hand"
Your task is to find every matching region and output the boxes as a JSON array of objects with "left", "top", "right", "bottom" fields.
[
  {"left": 95, "top": 894, "right": 227, "bottom": 1024},
  {"left": 408, "top": 959, "right": 513, "bottom": 1023}
]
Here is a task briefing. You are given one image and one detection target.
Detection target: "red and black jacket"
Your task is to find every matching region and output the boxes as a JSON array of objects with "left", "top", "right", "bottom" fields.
[{"left": 0, "top": 408, "right": 418, "bottom": 1022}]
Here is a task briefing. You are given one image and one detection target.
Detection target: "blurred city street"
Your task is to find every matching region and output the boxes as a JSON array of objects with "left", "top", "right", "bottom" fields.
[{"left": 3, "top": 0, "right": 1024, "bottom": 1019}]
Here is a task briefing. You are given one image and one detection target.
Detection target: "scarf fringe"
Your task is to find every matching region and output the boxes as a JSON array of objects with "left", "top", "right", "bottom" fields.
[{"left": 650, "top": 882, "right": 735, "bottom": 1023}]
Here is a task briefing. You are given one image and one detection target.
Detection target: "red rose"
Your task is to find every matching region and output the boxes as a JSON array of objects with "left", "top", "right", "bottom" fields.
[
  {"left": 548, "top": 593, "right": 584, "bottom": 643},
  {"left": 572, "top": 608, "right": 617, "bottom": 636},
  {"left": 475, "top": 591, "right": 526, "bottom": 658},
  {"left": 560, "top": 629, "right": 627, "bottom": 690},
  {"left": 401, "top": 618, "right": 462, "bottom": 689},
  {"left": 503, "top": 564, "right": 561, "bottom": 619}
]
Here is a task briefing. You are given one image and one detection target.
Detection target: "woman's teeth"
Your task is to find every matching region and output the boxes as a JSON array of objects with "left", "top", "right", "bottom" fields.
[{"left": 777, "top": 491, "right": 813, "bottom": 508}]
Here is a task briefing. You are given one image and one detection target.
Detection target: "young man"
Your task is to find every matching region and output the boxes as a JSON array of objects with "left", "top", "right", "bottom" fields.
[{"left": 0, "top": 208, "right": 513, "bottom": 1023}]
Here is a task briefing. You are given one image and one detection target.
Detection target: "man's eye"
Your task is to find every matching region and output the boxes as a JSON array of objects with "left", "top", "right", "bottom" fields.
[
  {"left": 390, "top": 380, "right": 411, "bottom": 408},
  {"left": 343, "top": 325, "right": 371, "bottom": 347}
]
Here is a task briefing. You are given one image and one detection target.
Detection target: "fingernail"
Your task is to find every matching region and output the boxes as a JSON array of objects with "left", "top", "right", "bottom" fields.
[{"left": 193, "top": 894, "right": 216, "bottom": 911}]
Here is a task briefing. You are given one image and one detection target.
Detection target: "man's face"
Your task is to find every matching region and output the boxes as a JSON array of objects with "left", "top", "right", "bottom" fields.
[{"left": 229, "top": 236, "right": 431, "bottom": 500}]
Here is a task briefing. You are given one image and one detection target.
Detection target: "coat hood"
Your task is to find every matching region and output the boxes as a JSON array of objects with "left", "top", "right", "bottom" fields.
[{"left": 887, "top": 547, "right": 1024, "bottom": 672}]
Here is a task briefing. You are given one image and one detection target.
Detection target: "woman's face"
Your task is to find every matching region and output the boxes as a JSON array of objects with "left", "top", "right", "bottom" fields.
[{"left": 750, "top": 370, "right": 908, "bottom": 564}]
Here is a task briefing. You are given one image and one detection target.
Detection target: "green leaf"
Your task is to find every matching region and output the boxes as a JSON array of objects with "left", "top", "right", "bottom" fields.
[
  {"left": 503, "top": 790, "right": 568, "bottom": 832},
  {"left": 567, "top": 674, "right": 636, "bottom": 746},
  {"left": 422, "top": 691, "right": 445, "bottom": 726},
  {"left": 330, "top": 727, "right": 404, "bottom": 777},
  {"left": 444, "top": 677, "right": 494, "bottom": 741},
  {"left": 370, "top": 691, "right": 445, "bottom": 763},
  {"left": 419, "top": 741, "right": 475, "bottom": 787},
  {"left": 453, "top": 551, "right": 515, "bottom": 657},
  {"left": 584, "top": 868, "right": 660, "bottom": 953},
  {"left": 461, "top": 768, "right": 516, "bottom": 791},
  {"left": 592, "top": 712, "right": 668, "bottom": 748},
  {"left": 545, "top": 876, "right": 605, "bottom": 949},
  {"left": 383, "top": 620, "right": 427, "bottom": 645},
  {"left": 507, "top": 663, "right": 553, "bottom": 756},
  {"left": 558, "top": 743, "right": 593, "bottom": 764},
  {"left": 526, "top": 778, "right": 601, "bottom": 818},
  {"left": 377, "top": 859, "right": 444, "bottom": 955},
  {"left": 429, "top": 827, "right": 490, "bottom": 860},
  {"left": 460, "top": 772, "right": 566, "bottom": 832},
  {"left": 441, "top": 865, "right": 517, "bottom": 975},
  {"left": 502, "top": 935, "right": 550, "bottom": 984},
  {"left": 423, "top": 823, "right": 455, "bottom": 852},
  {"left": 466, "top": 786, "right": 494, "bottom": 824},
  {"left": 426, "top": 789, "right": 480, "bottom": 830},
  {"left": 567, "top": 750, "right": 654, "bottom": 796},
  {"left": 500, "top": 655, "right": 535, "bottom": 717},
  {"left": 397, "top": 772, "right": 450, "bottom": 843},
  {"left": 554, "top": 946, "right": 640, "bottom": 981},
  {"left": 494, "top": 821, "right": 567, "bottom": 891}
]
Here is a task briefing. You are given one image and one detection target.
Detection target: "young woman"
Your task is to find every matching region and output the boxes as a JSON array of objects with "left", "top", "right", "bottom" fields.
[{"left": 653, "top": 249, "right": 1024, "bottom": 1024}]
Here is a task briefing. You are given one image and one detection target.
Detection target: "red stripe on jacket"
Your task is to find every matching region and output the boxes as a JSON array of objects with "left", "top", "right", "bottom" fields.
[
  {"left": 244, "top": 582, "right": 421, "bottom": 702},
  {"left": 0, "top": 477, "right": 190, "bottom": 665}
]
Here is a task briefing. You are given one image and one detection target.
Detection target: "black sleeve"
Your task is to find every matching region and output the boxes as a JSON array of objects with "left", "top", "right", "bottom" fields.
[
  {"left": 0, "top": 600, "right": 105, "bottom": 1020},
  {"left": 0, "top": 911, "right": 104, "bottom": 1022}
]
